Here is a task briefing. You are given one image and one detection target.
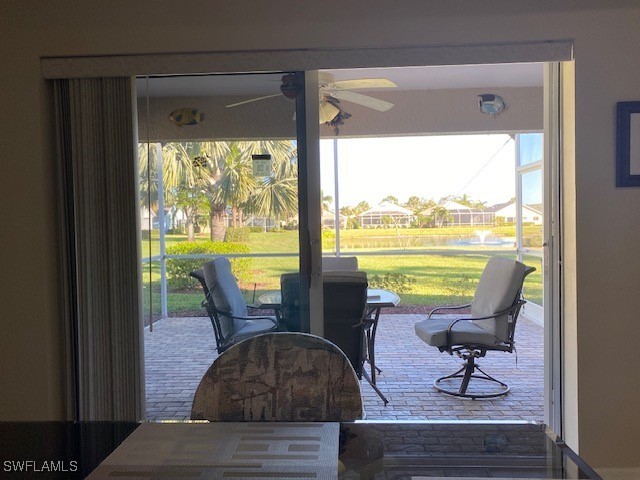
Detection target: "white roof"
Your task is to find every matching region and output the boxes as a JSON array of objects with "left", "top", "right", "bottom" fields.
[
  {"left": 420, "top": 200, "right": 479, "bottom": 215},
  {"left": 360, "top": 201, "right": 413, "bottom": 216},
  {"left": 441, "top": 200, "right": 474, "bottom": 212}
]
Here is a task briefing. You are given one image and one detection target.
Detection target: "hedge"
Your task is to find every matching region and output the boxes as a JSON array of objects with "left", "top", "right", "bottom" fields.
[
  {"left": 166, "top": 241, "right": 251, "bottom": 291},
  {"left": 224, "top": 227, "right": 250, "bottom": 243}
]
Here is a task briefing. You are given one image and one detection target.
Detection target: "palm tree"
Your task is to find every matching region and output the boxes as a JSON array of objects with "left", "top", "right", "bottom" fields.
[
  {"left": 249, "top": 174, "right": 298, "bottom": 225},
  {"left": 321, "top": 191, "right": 333, "bottom": 211},
  {"left": 139, "top": 139, "right": 298, "bottom": 241},
  {"left": 246, "top": 143, "right": 298, "bottom": 226},
  {"left": 211, "top": 144, "right": 257, "bottom": 229},
  {"left": 138, "top": 143, "right": 158, "bottom": 218}
]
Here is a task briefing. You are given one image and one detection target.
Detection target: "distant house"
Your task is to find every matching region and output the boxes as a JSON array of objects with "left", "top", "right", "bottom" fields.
[
  {"left": 421, "top": 201, "right": 493, "bottom": 227},
  {"left": 359, "top": 201, "right": 414, "bottom": 228},
  {"left": 140, "top": 206, "right": 185, "bottom": 232},
  {"left": 322, "top": 209, "right": 347, "bottom": 229},
  {"left": 488, "top": 200, "right": 543, "bottom": 225},
  {"left": 242, "top": 215, "right": 279, "bottom": 230}
]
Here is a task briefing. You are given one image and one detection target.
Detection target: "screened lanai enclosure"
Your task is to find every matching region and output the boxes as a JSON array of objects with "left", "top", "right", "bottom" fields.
[{"left": 138, "top": 64, "right": 547, "bottom": 421}]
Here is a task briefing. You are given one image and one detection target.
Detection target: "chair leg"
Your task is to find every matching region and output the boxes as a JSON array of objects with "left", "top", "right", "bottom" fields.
[
  {"left": 434, "top": 355, "right": 510, "bottom": 399},
  {"left": 361, "top": 369, "right": 389, "bottom": 405}
]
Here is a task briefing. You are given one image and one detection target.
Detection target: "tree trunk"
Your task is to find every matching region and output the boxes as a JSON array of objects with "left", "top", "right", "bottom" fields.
[
  {"left": 210, "top": 205, "right": 227, "bottom": 241},
  {"left": 186, "top": 206, "right": 196, "bottom": 241},
  {"left": 231, "top": 206, "right": 238, "bottom": 227}
]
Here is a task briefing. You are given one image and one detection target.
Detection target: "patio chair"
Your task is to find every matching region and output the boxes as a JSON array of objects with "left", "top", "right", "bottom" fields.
[
  {"left": 191, "top": 332, "right": 364, "bottom": 421},
  {"left": 414, "top": 256, "right": 535, "bottom": 399},
  {"left": 322, "top": 256, "right": 358, "bottom": 271},
  {"left": 280, "top": 271, "right": 388, "bottom": 403},
  {"left": 190, "top": 257, "right": 279, "bottom": 354}
]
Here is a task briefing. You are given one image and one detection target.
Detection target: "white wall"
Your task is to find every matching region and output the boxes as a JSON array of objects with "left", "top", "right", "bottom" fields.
[{"left": 1, "top": 0, "right": 640, "bottom": 470}]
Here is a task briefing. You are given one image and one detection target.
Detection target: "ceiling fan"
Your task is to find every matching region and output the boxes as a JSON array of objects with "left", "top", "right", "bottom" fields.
[{"left": 225, "top": 72, "right": 397, "bottom": 126}]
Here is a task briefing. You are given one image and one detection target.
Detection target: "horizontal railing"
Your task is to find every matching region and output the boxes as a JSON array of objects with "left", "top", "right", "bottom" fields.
[
  {"left": 140, "top": 248, "right": 543, "bottom": 320},
  {"left": 140, "top": 248, "right": 520, "bottom": 263}
]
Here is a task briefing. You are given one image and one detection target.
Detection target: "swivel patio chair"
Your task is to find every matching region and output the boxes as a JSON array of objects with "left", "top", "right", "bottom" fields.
[
  {"left": 414, "top": 256, "right": 535, "bottom": 399},
  {"left": 191, "top": 332, "right": 364, "bottom": 422},
  {"left": 191, "top": 257, "right": 279, "bottom": 354}
]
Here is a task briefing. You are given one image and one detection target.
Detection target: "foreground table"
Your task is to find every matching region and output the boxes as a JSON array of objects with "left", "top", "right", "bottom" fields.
[{"left": 0, "top": 421, "right": 601, "bottom": 479}]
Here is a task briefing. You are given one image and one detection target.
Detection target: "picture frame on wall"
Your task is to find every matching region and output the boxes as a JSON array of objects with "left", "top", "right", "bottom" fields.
[{"left": 616, "top": 101, "right": 640, "bottom": 187}]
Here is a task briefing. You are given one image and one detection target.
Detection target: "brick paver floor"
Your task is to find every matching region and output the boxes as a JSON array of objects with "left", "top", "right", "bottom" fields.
[{"left": 145, "top": 314, "right": 543, "bottom": 421}]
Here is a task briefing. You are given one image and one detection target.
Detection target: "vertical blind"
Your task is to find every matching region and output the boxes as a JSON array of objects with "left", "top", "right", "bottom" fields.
[{"left": 54, "top": 77, "right": 143, "bottom": 421}]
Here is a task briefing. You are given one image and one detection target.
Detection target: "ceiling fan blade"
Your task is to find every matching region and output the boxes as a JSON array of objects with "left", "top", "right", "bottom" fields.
[
  {"left": 319, "top": 101, "right": 340, "bottom": 123},
  {"left": 331, "top": 90, "right": 394, "bottom": 112},
  {"left": 327, "top": 78, "right": 397, "bottom": 90},
  {"left": 226, "top": 93, "right": 281, "bottom": 108}
]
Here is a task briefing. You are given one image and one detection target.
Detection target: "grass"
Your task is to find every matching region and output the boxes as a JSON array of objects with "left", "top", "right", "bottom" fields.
[{"left": 141, "top": 226, "right": 543, "bottom": 319}]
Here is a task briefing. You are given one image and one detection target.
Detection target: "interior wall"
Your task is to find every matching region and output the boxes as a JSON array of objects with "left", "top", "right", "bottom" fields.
[{"left": 2, "top": 0, "right": 640, "bottom": 471}]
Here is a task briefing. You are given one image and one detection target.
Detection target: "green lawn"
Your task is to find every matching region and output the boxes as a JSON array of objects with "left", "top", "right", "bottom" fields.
[{"left": 141, "top": 226, "right": 543, "bottom": 319}]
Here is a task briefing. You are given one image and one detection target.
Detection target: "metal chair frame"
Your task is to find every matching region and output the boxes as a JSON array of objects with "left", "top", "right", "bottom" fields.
[
  {"left": 428, "top": 266, "right": 535, "bottom": 399},
  {"left": 191, "top": 270, "right": 279, "bottom": 354}
]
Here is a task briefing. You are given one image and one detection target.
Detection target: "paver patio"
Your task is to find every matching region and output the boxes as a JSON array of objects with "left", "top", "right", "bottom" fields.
[{"left": 145, "top": 314, "right": 543, "bottom": 421}]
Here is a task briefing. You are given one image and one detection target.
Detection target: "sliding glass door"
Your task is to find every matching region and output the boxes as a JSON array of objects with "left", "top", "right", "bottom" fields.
[
  {"left": 516, "top": 132, "right": 544, "bottom": 322},
  {"left": 137, "top": 72, "right": 315, "bottom": 420}
]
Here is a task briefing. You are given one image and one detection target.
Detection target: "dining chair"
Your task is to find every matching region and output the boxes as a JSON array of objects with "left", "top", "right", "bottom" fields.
[
  {"left": 414, "top": 256, "right": 535, "bottom": 398},
  {"left": 191, "top": 332, "right": 364, "bottom": 422},
  {"left": 279, "top": 271, "right": 388, "bottom": 403},
  {"left": 191, "top": 257, "right": 279, "bottom": 353}
]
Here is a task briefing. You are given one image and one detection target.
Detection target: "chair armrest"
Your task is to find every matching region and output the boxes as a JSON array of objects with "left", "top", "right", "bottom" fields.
[
  {"left": 444, "top": 299, "right": 527, "bottom": 344},
  {"left": 205, "top": 302, "right": 279, "bottom": 326},
  {"left": 428, "top": 303, "right": 471, "bottom": 319}
]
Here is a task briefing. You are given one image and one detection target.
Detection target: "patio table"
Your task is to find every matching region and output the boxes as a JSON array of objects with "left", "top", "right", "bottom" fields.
[
  {"left": 256, "top": 288, "right": 400, "bottom": 404},
  {"left": 0, "top": 421, "right": 602, "bottom": 479}
]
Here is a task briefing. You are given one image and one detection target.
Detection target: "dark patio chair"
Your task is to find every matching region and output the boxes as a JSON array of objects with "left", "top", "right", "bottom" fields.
[
  {"left": 414, "top": 256, "right": 535, "bottom": 399},
  {"left": 280, "top": 271, "right": 388, "bottom": 403},
  {"left": 191, "top": 332, "right": 364, "bottom": 422},
  {"left": 190, "top": 257, "right": 279, "bottom": 354}
]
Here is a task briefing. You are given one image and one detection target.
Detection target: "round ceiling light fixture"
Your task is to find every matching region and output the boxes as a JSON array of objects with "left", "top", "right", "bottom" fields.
[{"left": 478, "top": 94, "right": 506, "bottom": 116}]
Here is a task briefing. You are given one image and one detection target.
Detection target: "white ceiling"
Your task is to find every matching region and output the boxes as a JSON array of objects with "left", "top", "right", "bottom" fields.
[{"left": 137, "top": 63, "right": 543, "bottom": 98}]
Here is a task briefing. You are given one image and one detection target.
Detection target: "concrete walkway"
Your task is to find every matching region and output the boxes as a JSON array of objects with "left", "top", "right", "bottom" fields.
[{"left": 145, "top": 314, "right": 543, "bottom": 421}]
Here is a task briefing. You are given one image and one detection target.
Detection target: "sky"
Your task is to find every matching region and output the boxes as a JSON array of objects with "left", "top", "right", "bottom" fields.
[{"left": 319, "top": 134, "right": 517, "bottom": 208}]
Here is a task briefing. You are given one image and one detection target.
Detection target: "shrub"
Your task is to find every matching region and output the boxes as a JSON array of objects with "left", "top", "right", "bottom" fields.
[
  {"left": 249, "top": 226, "right": 264, "bottom": 233},
  {"left": 166, "top": 241, "right": 251, "bottom": 291},
  {"left": 441, "top": 275, "right": 475, "bottom": 300},
  {"left": 368, "top": 273, "right": 416, "bottom": 293},
  {"left": 141, "top": 230, "right": 151, "bottom": 240},
  {"left": 322, "top": 229, "right": 335, "bottom": 249},
  {"left": 224, "top": 227, "right": 250, "bottom": 243},
  {"left": 523, "top": 234, "right": 543, "bottom": 248}
]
